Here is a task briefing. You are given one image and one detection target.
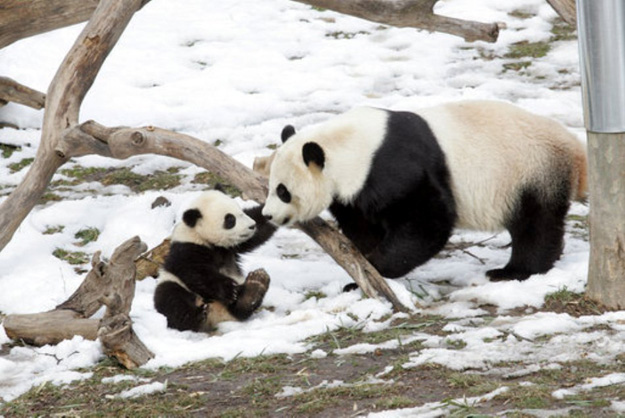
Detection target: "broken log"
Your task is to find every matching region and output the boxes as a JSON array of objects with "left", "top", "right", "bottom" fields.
[
  {"left": 3, "top": 236, "right": 154, "bottom": 369},
  {"left": 98, "top": 236, "right": 153, "bottom": 369},
  {"left": 0, "top": 77, "right": 45, "bottom": 109}
]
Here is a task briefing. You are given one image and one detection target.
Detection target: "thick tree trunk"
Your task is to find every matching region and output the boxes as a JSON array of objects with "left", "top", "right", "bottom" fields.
[
  {"left": 293, "top": 0, "right": 500, "bottom": 42},
  {"left": 546, "top": 0, "right": 576, "bottom": 26},
  {"left": 585, "top": 132, "right": 625, "bottom": 310}
]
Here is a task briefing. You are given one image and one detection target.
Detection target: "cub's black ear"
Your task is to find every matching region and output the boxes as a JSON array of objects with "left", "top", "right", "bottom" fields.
[
  {"left": 302, "top": 142, "right": 325, "bottom": 169},
  {"left": 281, "top": 125, "right": 296, "bottom": 143},
  {"left": 183, "top": 209, "right": 203, "bottom": 227}
]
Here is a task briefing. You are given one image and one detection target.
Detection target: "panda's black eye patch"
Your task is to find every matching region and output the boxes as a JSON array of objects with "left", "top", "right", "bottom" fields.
[
  {"left": 183, "top": 209, "right": 202, "bottom": 228},
  {"left": 224, "top": 213, "right": 236, "bottom": 230},
  {"left": 277, "top": 183, "right": 291, "bottom": 203}
]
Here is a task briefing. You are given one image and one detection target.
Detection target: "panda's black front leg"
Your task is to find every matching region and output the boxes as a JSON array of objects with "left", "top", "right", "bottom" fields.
[
  {"left": 367, "top": 216, "right": 453, "bottom": 279},
  {"left": 329, "top": 202, "right": 384, "bottom": 256}
]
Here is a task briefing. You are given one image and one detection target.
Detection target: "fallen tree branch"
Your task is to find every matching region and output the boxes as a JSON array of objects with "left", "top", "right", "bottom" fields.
[
  {"left": 292, "top": 0, "right": 500, "bottom": 42},
  {"left": 59, "top": 121, "right": 410, "bottom": 312},
  {"left": 0, "top": 77, "right": 45, "bottom": 109},
  {"left": 4, "top": 236, "right": 154, "bottom": 368}
]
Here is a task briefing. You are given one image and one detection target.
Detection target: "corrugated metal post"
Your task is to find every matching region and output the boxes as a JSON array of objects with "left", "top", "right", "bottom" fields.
[{"left": 577, "top": 0, "right": 625, "bottom": 308}]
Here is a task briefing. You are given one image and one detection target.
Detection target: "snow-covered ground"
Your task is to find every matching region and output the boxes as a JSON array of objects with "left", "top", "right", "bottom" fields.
[{"left": 1, "top": 0, "right": 621, "bottom": 413}]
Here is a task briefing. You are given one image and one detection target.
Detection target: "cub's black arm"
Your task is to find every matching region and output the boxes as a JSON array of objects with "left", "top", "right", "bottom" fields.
[{"left": 236, "top": 205, "right": 277, "bottom": 253}]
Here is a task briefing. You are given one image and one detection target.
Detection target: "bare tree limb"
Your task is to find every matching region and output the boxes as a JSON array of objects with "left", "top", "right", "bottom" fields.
[
  {"left": 0, "top": 77, "right": 45, "bottom": 109},
  {"left": 62, "top": 122, "right": 411, "bottom": 312},
  {"left": 0, "top": 0, "right": 150, "bottom": 49},
  {"left": 0, "top": 0, "right": 145, "bottom": 252},
  {"left": 293, "top": 0, "right": 500, "bottom": 42},
  {"left": 0, "top": 0, "right": 98, "bottom": 49}
]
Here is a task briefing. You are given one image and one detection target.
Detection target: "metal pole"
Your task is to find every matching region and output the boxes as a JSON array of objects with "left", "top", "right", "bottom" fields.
[
  {"left": 577, "top": 0, "right": 625, "bottom": 133},
  {"left": 577, "top": 0, "right": 625, "bottom": 309}
]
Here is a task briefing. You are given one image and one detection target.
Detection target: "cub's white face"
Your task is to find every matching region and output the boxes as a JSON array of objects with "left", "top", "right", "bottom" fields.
[
  {"left": 173, "top": 190, "right": 256, "bottom": 248},
  {"left": 262, "top": 139, "right": 333, "bottom": 226}
]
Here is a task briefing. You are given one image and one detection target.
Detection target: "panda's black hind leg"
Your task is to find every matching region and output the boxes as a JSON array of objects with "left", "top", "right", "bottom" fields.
[
  {"left": 154, "top": 281, "right": 209, "bottom": 332},
  {"left": 487, "top": 188, "right": 569, "bottom": 282},
  {"left": 228, "top": 268, "right": 271, "bottom": 320}
]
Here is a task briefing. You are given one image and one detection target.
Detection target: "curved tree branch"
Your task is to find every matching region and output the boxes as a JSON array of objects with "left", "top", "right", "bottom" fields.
[
  {"left": 60, "top": 122, "right": 410, "bottom": 312},
  {"left": 293, "top": 0, "right": 500, "bottom": 42},
  {"left": 0, "top": 0, "right": 145, "bottom": 252}
]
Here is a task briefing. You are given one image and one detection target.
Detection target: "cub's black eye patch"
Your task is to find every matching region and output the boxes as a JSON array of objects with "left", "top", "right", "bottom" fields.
[
  {"left": 183, "top": 209, "right": 202, "bottom": 227},
  {"left": 224, "top": 213, "right": 236, "bottom": 229},
  {"left": 277, "top": 183, "right": 291, "bottom": 203}
]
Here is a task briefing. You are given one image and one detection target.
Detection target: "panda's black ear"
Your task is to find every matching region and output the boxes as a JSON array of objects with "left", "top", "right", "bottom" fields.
[
  {"left": 183, "top": 209, "right": 203, "bottom": 228},
  {"left": 281, "top": 125, "right": 296, "bottom": 143},
  {"left": 302, "top": 142, "right": 325, "bottom": 170}
]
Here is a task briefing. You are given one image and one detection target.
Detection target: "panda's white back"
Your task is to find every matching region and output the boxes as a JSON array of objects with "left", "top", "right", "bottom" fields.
[{"left": 415, "top": 100, "right": 585, "bottom": 231}]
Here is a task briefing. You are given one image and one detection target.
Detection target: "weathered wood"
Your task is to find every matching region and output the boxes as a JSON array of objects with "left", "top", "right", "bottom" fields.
[
  {"left": 0, "top": 0, "right": 149, "bottom": 49},
  {"left": 546, "top": 0, "right": 576, "bottom": 26},
  {"left": 98, "top": 236, "right": 154, "bottom": 369},
  {"left": 3, "top": 236, "right": 154, "bottom": 368},
  {"left": 585, "top": 132, "right": 625, "bottom": 310},
  {"left": 0, "top": 0, "right": 98, "bottom": 49},
  {"left": 0, "top": 0, "right": 145, "bottom": 253},
  {"left": 3, "top": 310, "right": 99, "bottom": 346},
  {"left": 59, "top": 122, "right": 410, "bottom": 311},
  {"left": 56, "top": 251, "right": 109, "bottom": 317},
  {"left": 0, "top": 77, "right": 45, "bottom": 109},
  {"left": 135, "top": 238, "right": 170, "bottom": 280},
  {"left": 293, "top": 0, "right": 500, "bottom": 42}
]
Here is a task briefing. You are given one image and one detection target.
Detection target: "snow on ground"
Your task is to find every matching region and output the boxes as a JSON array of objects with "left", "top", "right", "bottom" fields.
[{"left": 0, "top": 0, "right": 616, "bottom": 410}]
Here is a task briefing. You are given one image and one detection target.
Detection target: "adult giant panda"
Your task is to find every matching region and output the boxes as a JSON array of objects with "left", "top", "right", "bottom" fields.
[
  {"left": 262, "top": 100, "right": 587, "bottom": 281},
  {"left": 155, "top": 190, "right": 276, "bottom": 332}
]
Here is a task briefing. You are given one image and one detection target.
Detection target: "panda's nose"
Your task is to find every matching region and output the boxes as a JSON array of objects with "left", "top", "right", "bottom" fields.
[
  {"left": 264, "top": 214, "right": 273, "bottom": 221},
  {"left": 249, "top": 224, "right": 256, "bottom": 230}
]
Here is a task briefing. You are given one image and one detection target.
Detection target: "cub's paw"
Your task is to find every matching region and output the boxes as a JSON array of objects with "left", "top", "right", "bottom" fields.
[{"left": 245, "top": 268, "right": 271, "bottom": 290}]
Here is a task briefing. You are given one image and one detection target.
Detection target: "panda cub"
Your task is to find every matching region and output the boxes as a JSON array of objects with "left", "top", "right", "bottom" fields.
[
  {"left": 262, "top": 100, "right": 587, "bottom": 281},
  {"left": 154, "top": 190, "right": 277, "bottom": 332}
]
